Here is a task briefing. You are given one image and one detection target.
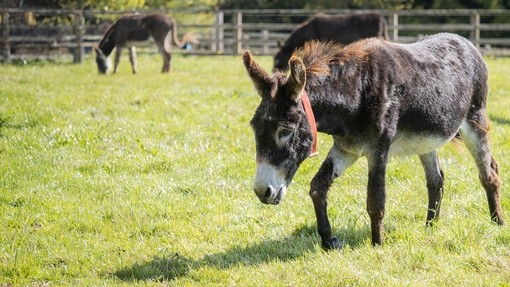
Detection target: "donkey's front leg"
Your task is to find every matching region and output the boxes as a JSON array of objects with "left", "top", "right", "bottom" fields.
[
  {"left": 114, "top": 47, "right": 123, "bottom": 74},
  {"left": 310, "top": 146, "right": 358, "bottom": 250}
]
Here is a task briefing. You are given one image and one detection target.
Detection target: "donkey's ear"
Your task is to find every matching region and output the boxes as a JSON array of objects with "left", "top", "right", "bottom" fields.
[
  {"left": 243, "top": 50, "right": 272, "bottom": 99},
  {"left": 277, "top": 40, "right": 283, "bottom": 49},
  {"left": 286, "top": 56, "right": 306, "bottom": 102}
]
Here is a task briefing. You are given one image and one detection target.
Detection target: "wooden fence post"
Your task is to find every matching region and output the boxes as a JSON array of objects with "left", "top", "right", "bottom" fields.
[
  {"left": 73, "top": 11, "right": 84, "bottom": 63},
  {"left": 234, "top": 11, "right": 242, "bottom": 54},
  {"left": 470, "top": 11, "right": 480, "bottom": 49},
  {"left": 2, "top": 12, "right": 10, "bottom": 63},
  {"left": 262, "top": 29, "right": 269, "bottom": 54},
  {"left": 391, "top": 13, "right": 398, "bottom": 42},
  {"left": 214, "top": 9, "right": 224, "bottom": 53}
]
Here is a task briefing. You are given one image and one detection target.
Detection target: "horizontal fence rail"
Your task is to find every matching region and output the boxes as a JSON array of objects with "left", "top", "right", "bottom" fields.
[{"left": 1, "top": 8, "right": 510, "bottom": 63}]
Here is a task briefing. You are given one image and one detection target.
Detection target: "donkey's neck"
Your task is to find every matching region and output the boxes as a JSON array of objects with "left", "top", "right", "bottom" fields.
[
  {"left": 98, "top": 23, "right": 118, "bottom": 56},
  {"left": 98, "top": 40, "right": 115, "bottom": 57},
  {"left": 305, "top": 63, "right": 365, "bottom": 137}
]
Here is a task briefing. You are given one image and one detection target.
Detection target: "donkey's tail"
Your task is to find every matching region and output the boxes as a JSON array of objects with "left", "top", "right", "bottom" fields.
[{"left": 164, "top": 19, "right": 199, "bottom": 52}]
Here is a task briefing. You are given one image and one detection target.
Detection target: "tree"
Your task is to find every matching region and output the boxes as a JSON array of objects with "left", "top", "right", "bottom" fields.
[
  {"left": 145, "top": 0, "right": 217, "bottom": 9},
  {"left": 218, "top": 0, "right": 308, "bottom": 10},
  {"left": 411, "top": 0, "right": 435, "bottom": 9},
  {"left": 408, "top": 0, "right": 507, "bottom": 9},
  {"left": 304, "top": 0, "right": 405, "bottom": 9},
  {"left": 22, "top": 0, "right": 146, "bottom": 9}
]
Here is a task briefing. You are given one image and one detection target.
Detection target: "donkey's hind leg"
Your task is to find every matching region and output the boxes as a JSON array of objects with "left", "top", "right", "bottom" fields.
[
  {"left": 155, "top": 32, "right": 171, "bottom": 73},
  {"left": 129, "top": 46, "right": 137, "bottom": 74},
  {"left": 161, "top": 50, "right": 171, "bottom": 73},
  {"left": 419, "top": 151, "right": 444, "bottom": 226},
  {"left": 460, "top": 116, "right": 504, "bottom": 225}
]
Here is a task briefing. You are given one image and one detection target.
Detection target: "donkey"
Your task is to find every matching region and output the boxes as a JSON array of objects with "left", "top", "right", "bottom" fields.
[
  {"left": 243, "top": 33, "right": 504, "bottom": 249},
  {"left": 95, "top": 13, "right": 197, "bottom": 74},
  {"left": 273, "top": 12, "right": 387, "bottom": 71}
]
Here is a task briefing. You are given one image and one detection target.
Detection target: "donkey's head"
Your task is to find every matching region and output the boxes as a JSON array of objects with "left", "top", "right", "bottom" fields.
[
  {"left": 243, "top": 50, "right": 313, "bottom": 205},
  {"left": 94, "top": 47, "right": 110, "bottom": 74}
]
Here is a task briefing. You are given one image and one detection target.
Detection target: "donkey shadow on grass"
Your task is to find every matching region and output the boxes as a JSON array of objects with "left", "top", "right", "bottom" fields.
[{"left": 113, "top": 224, "right": 369, "bottom": 282}]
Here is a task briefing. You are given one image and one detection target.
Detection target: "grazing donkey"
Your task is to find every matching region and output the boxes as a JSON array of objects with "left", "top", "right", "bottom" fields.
[
  {"left": 273, "top": 12, "right": 387, "bottom": 71},
  {"left": 95, "top": 13, "right": 197, "bottom": 74},
  {"left": 243, "top": 33, "right": 504, "bottom": 249}
]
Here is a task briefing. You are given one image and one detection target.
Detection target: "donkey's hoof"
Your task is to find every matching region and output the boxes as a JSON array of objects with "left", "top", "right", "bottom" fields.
[
  {"left": 493, "top": 217, "right": 504, "bottom": 226},
  {"left": 322, "top": 237, "right": 340, "bottom": 250}
]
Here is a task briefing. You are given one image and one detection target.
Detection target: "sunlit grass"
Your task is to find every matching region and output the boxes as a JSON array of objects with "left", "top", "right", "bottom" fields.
[{"left": 0, "top": 54, "right": 509, "bottom": 286}]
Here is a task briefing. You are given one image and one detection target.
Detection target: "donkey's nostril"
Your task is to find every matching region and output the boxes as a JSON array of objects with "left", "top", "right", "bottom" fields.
[{"left": 264, "top": 187, "right": 272, "bottom": 199}]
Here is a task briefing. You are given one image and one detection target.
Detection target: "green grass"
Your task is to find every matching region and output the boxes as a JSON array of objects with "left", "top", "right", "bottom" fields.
[{"left": 1, "top": 53, "right": 509, "bottom": 286}]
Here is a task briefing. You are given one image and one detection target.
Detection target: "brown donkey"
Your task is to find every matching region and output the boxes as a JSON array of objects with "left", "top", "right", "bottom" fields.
[
  {"left": 244, "top": 33, "right": 504, "bottom": 249},
  {"left": 95, "top": 13, "right": 197, "bottom": 74},
  {"left": 273, "top": 12, "right": 388, "bottom": 71}
]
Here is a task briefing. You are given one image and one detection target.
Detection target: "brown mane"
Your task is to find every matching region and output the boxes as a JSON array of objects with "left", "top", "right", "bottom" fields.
[
  {"left": 292, "top": 40, "right": 372, "bottom": 87},
  {"left": 97, "top": 21, "right": 117, "bottom": 48}
]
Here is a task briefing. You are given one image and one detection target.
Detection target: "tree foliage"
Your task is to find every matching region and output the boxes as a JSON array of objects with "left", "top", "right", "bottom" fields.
[
  {"left": 20, "top": 0, "right": 510, "bottom": 10},
  {"left": 217, "top": 0, "right": 308, "bottom": 9},
  {"left": 144, "top": 0, "right": 217, "bottom": 9},
  {"left": 22, "top": 0, "right": 145, "bottom": 10},
  {"left": 22, "top": 0, "right": 217, "bottom": 10},
  {"left": 217, "top": 0, "right": 510, "bottom": 10}
]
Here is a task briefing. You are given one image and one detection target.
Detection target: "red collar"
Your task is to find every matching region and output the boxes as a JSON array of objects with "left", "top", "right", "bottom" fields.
[{"left": 301, "top": 90, "right": 318, "bottom": 157}]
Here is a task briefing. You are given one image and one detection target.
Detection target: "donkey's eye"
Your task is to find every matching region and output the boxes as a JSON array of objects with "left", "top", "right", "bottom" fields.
[
  {"left": 278, "top": 127, "right": 294, "bottom": 142},
  {"left": 280, "top": 129, "right": 292, "bottom": 138},
  {"left": 275, "top": 125, "right": 296, "bottom": 146}
]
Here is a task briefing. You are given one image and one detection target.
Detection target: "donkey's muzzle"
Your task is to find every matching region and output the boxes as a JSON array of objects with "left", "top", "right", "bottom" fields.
[
  {"left": 253, "top": 160, "right": 287, "bottom": 205},
  {"left": 254, "top": 185, "right": 284, "bottom": 205}
]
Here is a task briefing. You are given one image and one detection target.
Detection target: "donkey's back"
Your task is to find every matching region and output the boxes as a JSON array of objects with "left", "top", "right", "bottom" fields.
[{"left": 354, "top": 33, "right": 489, "bottom": 156}]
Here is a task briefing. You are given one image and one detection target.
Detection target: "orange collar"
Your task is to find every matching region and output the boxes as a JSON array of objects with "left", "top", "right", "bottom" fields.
[{"left": 301, "top": 90, "right": 318, "bottom": 157}]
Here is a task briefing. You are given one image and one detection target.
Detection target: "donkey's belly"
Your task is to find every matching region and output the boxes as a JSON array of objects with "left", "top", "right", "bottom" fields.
[
  {"left": 389, "top": 132, "right": 452, "bottom": 156},
  {"left": 126, "top": 39, "right": 154, "bottom": 47}
]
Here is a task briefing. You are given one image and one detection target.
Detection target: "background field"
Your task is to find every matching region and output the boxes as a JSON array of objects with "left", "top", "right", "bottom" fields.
[{"left": 1, "top": 53, "right": 509, "bottom": 286}]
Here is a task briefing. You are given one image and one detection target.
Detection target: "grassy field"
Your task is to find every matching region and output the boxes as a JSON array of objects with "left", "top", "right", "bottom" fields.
[{"left": 1, "top": 53, "right": 509, "bottom": 286}]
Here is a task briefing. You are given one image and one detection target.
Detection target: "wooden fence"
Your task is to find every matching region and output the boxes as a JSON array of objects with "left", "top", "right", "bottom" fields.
[{"left": 1, "top": 8, "right": 510, "bottom": 63}]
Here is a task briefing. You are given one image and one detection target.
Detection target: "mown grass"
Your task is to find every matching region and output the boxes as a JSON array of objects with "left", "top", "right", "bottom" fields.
[{"left": 0, "top": 53, "right": 509, "bottom": 286}]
